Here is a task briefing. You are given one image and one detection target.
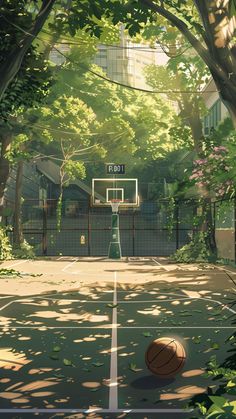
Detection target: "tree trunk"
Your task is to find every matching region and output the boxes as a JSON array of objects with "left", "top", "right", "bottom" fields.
[
  {"left": 0, "top": 134, "right": 12, "bottom": 220},
  {"left": 13, "top": 160, "right": 24, "bottom": 247},
  {"left": 0, "top": 0, "right": 56, "bottom": 100},
  {"left": 199, "top": 198, "right": 216, "bottom": 254},
  {"left": 181, "top": 95, "right": 204, "bottom": 153}
]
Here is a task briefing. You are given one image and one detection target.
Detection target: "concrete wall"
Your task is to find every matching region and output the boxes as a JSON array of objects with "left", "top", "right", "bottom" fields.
[{"left": 215, "top": 229, "right": 235, "bottom": 261}]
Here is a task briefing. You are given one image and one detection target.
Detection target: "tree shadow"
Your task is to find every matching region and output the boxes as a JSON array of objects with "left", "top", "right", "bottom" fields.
[{"left": 131, "top": 374, "right": 174, "bottom": 390}]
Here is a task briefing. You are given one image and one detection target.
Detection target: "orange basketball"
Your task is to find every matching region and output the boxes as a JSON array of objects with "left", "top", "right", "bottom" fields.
[{"left": 145, "top": 337, "right": 186, "bottom": 377}]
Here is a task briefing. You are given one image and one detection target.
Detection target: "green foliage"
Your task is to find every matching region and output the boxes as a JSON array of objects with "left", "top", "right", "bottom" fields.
[
  {"left": 0, "top": 226, "right": 13, "bottom": 260},
  {"left": 16, "top": 42, "right": 187, "bottom": 190},
  {"left": 229, "top": 0, "right": 236, "bottom": 17},
  {"left": 0, "top": 268, "right": 21, "bottom": 277},
  {"left": 189, "top": 354, "right": 236, "bottom": 418},
  {"left": 12, "top": 240, "right": 35, "bottom": 259},
  {"left": 163, "top": 197, "right": 176, "bottom": 238},
  {"left": 172, "top": 231, "right": 215, "bottom": 263},
  {"left": 56, "top": 194, "right": 63, "bottom": 232},
  {"left": 189, "top": 139, "right": 236, "bottom": 199},
  {"left": 63, "top": 160, "right": 86, "bottom": 183},
  {"left": 5, "top": 134, "right": 31, "bottom": 163}
]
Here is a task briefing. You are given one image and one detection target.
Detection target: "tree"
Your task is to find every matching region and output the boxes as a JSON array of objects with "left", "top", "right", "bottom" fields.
[
  {"left": 0, "top": 0, "right": 118, "bottom": 100},
  {"left": 0, "top": 0, "right": 56, "bottom": 99},
  {"left": 54, "top": 49, "right": 188, "bottom": 184},
  {"left": 2, "top": 1, "right": 236, "bottom": 127},
  {"left": 105, "top": 0, "right": 236, "bottom": 127},
  {"left": 0, "top": 45, "right": 53, "bottom": 218},
  {"left": 143, "top": 23, "right": 209, "bottom": 153},
  {"left": 27, "top": 93, "right": 101, "bottom": 230}
]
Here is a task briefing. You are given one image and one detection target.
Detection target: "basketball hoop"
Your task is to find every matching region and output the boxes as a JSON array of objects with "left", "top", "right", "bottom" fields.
[{"left": 110, "top": 200, "right": 120, "bottom": 213}]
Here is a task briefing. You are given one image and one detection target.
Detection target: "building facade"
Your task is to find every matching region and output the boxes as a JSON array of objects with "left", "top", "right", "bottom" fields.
[
  {"left": 94, "top": 28, "right": 164, "bottom": 89},
  {"left": 202, "top": 78, "right": 228, "bottom": 135}
]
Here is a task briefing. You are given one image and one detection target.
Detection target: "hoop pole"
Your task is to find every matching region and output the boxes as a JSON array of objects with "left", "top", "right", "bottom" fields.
[{"left": 108, "top": 211, "right": 122, "bottom": 259}]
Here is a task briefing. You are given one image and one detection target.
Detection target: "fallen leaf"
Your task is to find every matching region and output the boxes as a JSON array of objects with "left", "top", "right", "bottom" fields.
[
  {"left": 92, "top": 362, "right": 104, "bottom": 367},
  {"left": 129, "top": 362, "right": 139, "bottom": 372},
  {"left": 142, "top": 332, "right": 153, "bottom": 337},
  {"left": 54, "top": 373, "right": 65, "bottom": 378},
  {"left": 50, "top": 354, "right": 59, "bottom": 360},
  {"left": 53, "top": 346, "right": 61, "bottom": 352},
  {"left": 192, "top": 336, "right": 201, "bottom": 344},
  {"left": 211, "top": 343, "right": 220, "bottom": 350},
  {"left": 63, "top": 358, "right": 73, "bottom": 366}
]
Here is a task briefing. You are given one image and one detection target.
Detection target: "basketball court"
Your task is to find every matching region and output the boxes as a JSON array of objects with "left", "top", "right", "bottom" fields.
[{"left": 0, "top": 256, "right": 235, "bottom": 418}]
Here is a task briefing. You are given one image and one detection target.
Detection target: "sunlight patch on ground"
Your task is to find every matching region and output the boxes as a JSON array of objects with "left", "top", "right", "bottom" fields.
[
  {"left": 160, "top": 385, "right": 206, "bottom": 400},
  {"left": 0, "top": 348, "right": 31, "bottom": 371},
  {"left": 28, "top": 310, "right": 109, "bottom": 323},
  {"left": 181, "top": 369, "right": 205, "bottom": 378}
]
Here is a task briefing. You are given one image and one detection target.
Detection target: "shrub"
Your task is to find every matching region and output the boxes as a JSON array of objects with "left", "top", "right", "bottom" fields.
[
  {"left": 0, "top": 226, "right": 13, "bottom": 260},
  {"left": 171, "top": 232, "right": 215, "bottom": 263},
  {"left": 12, "top": 239, "right": 35, "bottom": 259}
]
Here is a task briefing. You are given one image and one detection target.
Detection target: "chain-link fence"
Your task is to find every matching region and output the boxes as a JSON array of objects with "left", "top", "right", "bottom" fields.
[
  {"left": 5, "top": 198, "right": 234, "bottom": 260},
  {"left": 213, "top": 199, "right": 235, "bottom": 262},
  {"left": 2, "top": 198, "right": 201, "bottom": 257}
]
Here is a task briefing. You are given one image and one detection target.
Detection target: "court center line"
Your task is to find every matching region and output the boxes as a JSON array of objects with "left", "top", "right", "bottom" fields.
[{"left": 109, "top": 271, "right": 118, "bottom": 410}]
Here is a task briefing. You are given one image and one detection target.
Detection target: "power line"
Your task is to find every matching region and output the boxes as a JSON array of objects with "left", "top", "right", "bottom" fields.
[
  {"left": 1, "top": 15, "right": 220, "bottom": 95},
  {"left": 41, "top": 28, "right": 189, "bottom": 51},
  {"left": 53, "top": 45, "right": 220, "bottom": 94}
]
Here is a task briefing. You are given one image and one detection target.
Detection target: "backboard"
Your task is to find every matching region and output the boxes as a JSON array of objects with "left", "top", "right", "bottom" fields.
[{"left": 91, "top": 178, "right": 139, "bottom": 207}]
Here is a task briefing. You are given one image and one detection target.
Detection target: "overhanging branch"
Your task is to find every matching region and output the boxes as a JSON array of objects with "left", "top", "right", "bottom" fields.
[{"left": 139, "top": 0, "right": 235, "bottom": 87}]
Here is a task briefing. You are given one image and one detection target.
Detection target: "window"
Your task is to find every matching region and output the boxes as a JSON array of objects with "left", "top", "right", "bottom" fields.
[{"left": 203, "top": 99, "right": 221, "bottom": 135}]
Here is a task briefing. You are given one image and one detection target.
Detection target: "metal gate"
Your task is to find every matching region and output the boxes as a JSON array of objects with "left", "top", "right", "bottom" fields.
[{"left": 18, "top": 199, "right": 197, "bottom": 257}]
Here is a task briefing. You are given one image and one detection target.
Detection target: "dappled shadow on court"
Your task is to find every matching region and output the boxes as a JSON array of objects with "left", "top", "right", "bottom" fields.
[
  {"left": 0, "top": 327, "right": 111, "bottom": 410},
  {"left": 131, "top": 375, "right": 174, "bottom": 390},
  {"left": 0, "top": 258, "right": 235, "bottom": 412}
]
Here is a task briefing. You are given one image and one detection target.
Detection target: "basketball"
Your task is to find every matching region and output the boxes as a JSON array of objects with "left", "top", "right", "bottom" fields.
[{"left": 145, "top": 337, "right": 186, "bottom": 377}]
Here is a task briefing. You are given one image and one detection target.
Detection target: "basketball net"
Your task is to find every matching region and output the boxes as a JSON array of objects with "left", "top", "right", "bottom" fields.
[{"left": 110, "top": 199, "right": 120, "bottom": 213}]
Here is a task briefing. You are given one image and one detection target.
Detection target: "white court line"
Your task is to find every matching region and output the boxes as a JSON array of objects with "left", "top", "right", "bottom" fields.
[
  {"left": 0, "top": 326, "right": 235, "bottom": 329},
  {"left": 0, "top": 294, "right": 235, "bottom": 317},
  {"left": 0, "top": 299, "right": 23, "bottom": 312},
  {"left": 152, "top": 258, "right": 171, "bottom": 271},
  {"left": 2, "top": 260, "right": 29, "bottom": 269},
  {"left": 117, "top": 290, "right": 187, "bottom": 297},
  {"left": 61, "top": 258, "right": 80, "bottom": 274},
  {"left": 197, "top": 296, "right": 236, "bottom": 314},
  {"left": 33, "top": 297, "right": 197, "bottom": 303},
  {"left": 0, "top": 409, "right": 192, "bottom": 414},
  {"left": 0, "top": 296, "right": 14, "bottom": 300},
  {"left": 109, "top": 271, "right": 118, "bottom": 410}
]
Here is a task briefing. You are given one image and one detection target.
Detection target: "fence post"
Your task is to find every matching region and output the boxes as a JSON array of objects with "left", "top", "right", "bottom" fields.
[
  {"left": 234, "top": 198, "right": 236, "bottom": 263},
  {"left": 42, "top": 199, "right": 47, "bottom": 256},
  {"left": 132, "top": 210, "right": 135, "bottom": 256},
  {"left": 175, "top": 200, "right": 179, "bottom": 251},
  {"left": 88, "top": 205, "right": 91, "bottom": 257}
]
